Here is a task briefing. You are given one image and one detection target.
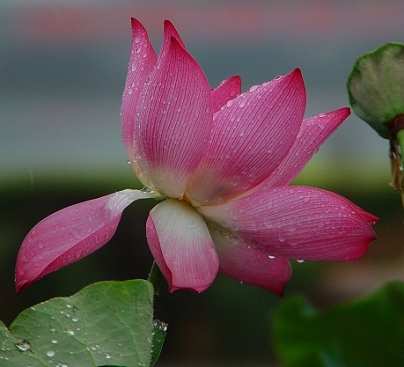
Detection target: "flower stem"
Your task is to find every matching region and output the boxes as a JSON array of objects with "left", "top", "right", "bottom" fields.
[
  {"left": 396, "top": 129, "right": 404, "bottom": 206},
  {"left": 147, "top": 261, "right": 163, "bottom": 295}
]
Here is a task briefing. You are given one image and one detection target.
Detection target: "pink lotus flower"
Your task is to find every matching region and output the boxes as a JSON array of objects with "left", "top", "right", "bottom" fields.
[{"left": 15, "top": 19, "right": 377, "bottom": 295}]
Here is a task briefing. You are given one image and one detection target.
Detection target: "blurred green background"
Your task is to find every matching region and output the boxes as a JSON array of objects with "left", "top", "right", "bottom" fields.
[{"left": 1, "top": 1, "right": 404, "bottom": 366}]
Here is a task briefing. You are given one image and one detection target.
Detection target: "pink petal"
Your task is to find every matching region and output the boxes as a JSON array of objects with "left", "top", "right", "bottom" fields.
[
  {"left": 163, "top": 20, "right": 187, "bottom": 50},
  {"left": 325, "top": 191, "right": 379, "bottom": 225},
  {"left": 134, "top": 33, "right": 213, "bottom": 198},
  {"left": 16, "top": 189, "right": 156, "bottom": 293},
  {"left": 209, "top": 226, "right": 292, "bottom": 294},
  {"left": 258, "top": 107, "right": 351, "bottom": 188},
  {"left": 121, "top": 19, "right": 157, "bottom": 170},
  {"left": 200, "top": 186, "right": 376, "bottom": 261},
  {"left": 146, "top": 199, "right": 219, "bottom": 292},
  {"left": 211, "top": 76, "right": 242, "bottom": 113},
  {"left": 186, "top": 69, "right": 306, "bottom": 206}
]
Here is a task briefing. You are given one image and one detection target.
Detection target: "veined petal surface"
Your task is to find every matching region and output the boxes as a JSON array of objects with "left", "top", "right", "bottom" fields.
[
  {"left": 258, "top": 107, "right": 351, "bottom": 188},
  {"left": 211, "top": 76, "right": 242, "bottom": 113},
  {"left": 186, "top": 69, "right": 306, "bottom": 206},
  {"left": 209, "top": 226, "right": 292, "bottom": 294},
  {"left": 134, "top": 35, "right": 213, "bottom": 198},
  {"left": 121, "top": 19, "right": 157, "bottom": 169},
  {"left": 16, "top": 189, "right": 156, "bottom": 293},
  {"left": 146, "top": 199, "right": 219, "bottom": 292},
  {"left": 200, "top": 186, "right": 376, "bottom": 261}
]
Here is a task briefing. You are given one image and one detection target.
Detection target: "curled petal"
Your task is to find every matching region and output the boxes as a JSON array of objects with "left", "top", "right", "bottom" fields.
[
  {"left": 200, "top": 186, "right": 376, "bottom": 261},
  {"left": 134, "top": 35, "right": 213, "bottom": 198},
  {"left": 16, "top": 189, "right": 157, "bottom": 293},
  {"left": 187, "top": 69, "right": 306, "bottom": 206},
  {"left": 146, "top": 199, "right": 219, "bottom": 292},
  {"left": 209, "top": 225, "right": 292, "bottom": 295},
  {"left": 121, "top": 19, "right": 157, "bottom": 168},
  {"left": 258, "top": 107, "right": 351, "bottom": 188},
  {"left": 211, "top": 76, "right": 242, "bottom": 113}
]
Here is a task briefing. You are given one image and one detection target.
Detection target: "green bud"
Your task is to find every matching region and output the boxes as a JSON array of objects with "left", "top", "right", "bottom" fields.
[{"left": 347, "top": 42, "right": 404, "bottom": 139}]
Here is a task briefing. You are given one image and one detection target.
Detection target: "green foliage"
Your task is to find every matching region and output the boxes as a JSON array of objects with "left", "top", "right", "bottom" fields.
[
  {"left": 0, "top": 280, "right": 163, "bottom": 367},
  {"left": 150, "top": 320, "right": 168, "bottom": 367},
  {"left": 272, "top": 281, "right": 404, "bottom": 367}
]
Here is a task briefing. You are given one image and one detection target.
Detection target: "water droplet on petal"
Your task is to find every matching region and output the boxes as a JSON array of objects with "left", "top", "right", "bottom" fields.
[
  {"left": 238, "top": 98, "right": 247, "bottom": 108},
  {"left": 186, "top": 221, "right": 198, "bottom": 229},
  {"left": 264, "top": 221, "right": 272, "bottom": 229},
  {"left": 226, "top": 99, "right": 234, "bottom": 107}
]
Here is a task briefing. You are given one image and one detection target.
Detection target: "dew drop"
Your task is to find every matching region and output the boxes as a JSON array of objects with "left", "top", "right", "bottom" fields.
[
  {"left": 51, "top": 339, "right": 58, "bottom": 344},
  {"left": 153, "top": 319, "right": 168, "bottom": 332},
  {"left": 105, "top": 353, "right": 111, "bottom": 359},
  {"left": 186, "top": 221, "right": 197, "bottom": 229},
  {"left": 296, "top": 259, "right": 305, "bottom": 263},
  {"left": 46, "top": 350, "right": 55, "bottom": 358},
  {"left": 67, "top": 330, "right": 75, "bottom": 336},
  {"left": 15, "top": 340, "right": 31, "bottom": 352},
  {"left": 238, "top": 98, "right": 247, "bottom": 108},
  {"left": 134, "top": 36, "right": 141, "bottom": 43},
  {"left": 264, "top": 221, "right": 273, "bottom": 229}
]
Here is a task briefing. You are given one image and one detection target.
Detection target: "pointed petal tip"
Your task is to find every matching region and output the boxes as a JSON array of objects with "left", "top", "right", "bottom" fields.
[
  {"left": 15, "top": 278, "right": 29, "bottom": 295},
  {"left": 287, "top": 68, "right": 303, "bottom": 82},
  {"left": 130, "top": 18, "right": 145, "bottom": 33},
  {"left": 341, "top": 106, "right": 351, "bottom": 117},
  {"left": 163, "top": 20, "right": 186, "bottom": 50}
]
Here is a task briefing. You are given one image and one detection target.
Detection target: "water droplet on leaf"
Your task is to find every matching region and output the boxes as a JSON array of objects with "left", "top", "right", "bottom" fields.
[
  {"left": 15, "top": 340, "right": 31, "bottom": 352},
  {"left": 46, "top": 350, "right": 55, "bottom": 357}
]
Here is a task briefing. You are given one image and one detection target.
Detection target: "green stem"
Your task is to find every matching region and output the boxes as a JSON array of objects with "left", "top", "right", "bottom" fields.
[
  {"left": 147, "top": 261, "right": 163, "bottom": 296},
  {"left": 396, "top": 129, "right": 404, "bottom": 206}
]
